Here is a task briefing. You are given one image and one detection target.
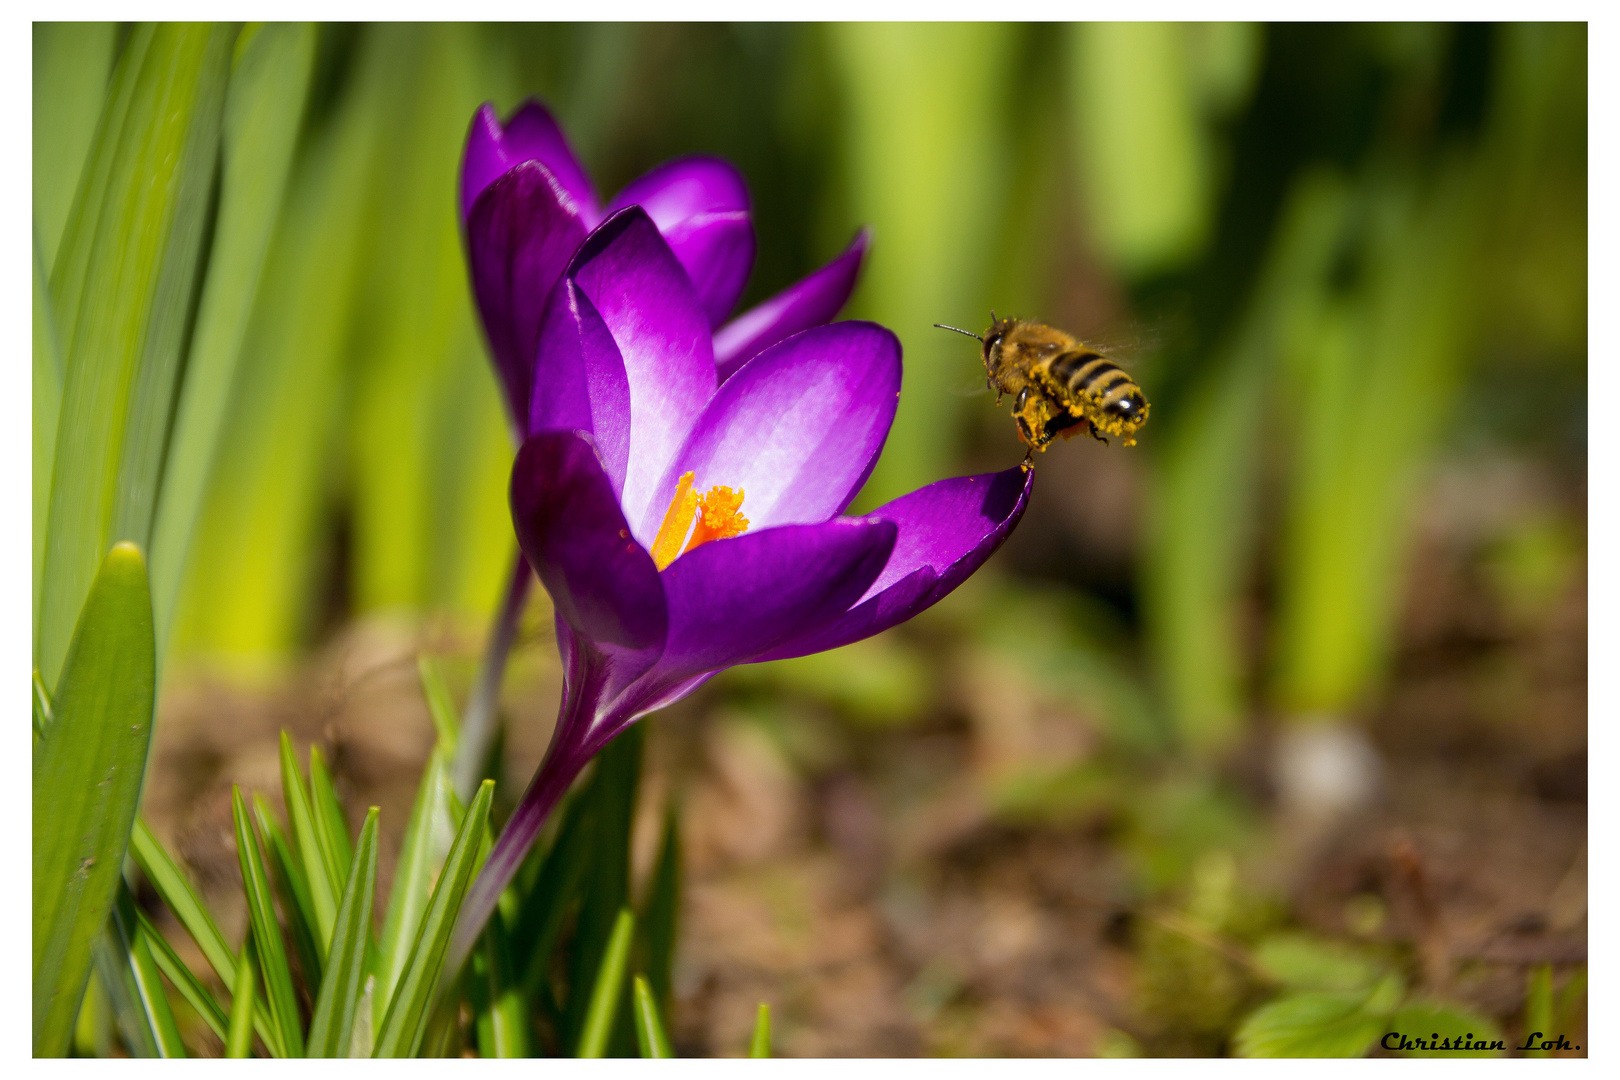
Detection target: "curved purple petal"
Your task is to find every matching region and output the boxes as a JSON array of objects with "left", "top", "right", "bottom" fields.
[
  {"left": 510, "top": 431, "right": 667, "bottom": 655},
  {"left": 607, "top": 158, "right": 755, "bottom": 327},
  {"left": 713, "top": 229, "right": 870, "bottom": 382},
  {"left": 567, "top": 208, "right": 717, "bottom": 541},
  {"left": 647, "top": 321, "right": 900, "bottom": 535},
  {"left": 661, "top": 211, "right": 754, "bottom": 328},
  {"left": 757, "top": 466, "right": 1034, "bottom": 660},
  {"left": 653, "top": 518, "right": 897, "bottom": 683},
  {"left": 467, "top": 163, "right": 589, "bottom": 425},
  {"left": 461, "top": 100, "right": 597, "bottom": 222},
  {"left": 529, "top": 281, "right": 632, "bottom": 490}
]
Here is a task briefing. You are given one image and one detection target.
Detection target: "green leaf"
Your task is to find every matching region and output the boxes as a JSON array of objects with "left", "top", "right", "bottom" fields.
[
  {"left": 309, "top": 745, "right": 355, "bottom": 884},
  {"left": 1252, "top": 932, "right": 1387, "bottom": 992},
  {"left": 225, "top": 935, "right": 259, "bottom": 1058},
  {"left": 232, "top": 785, "right": 304, "bottom": 1057},
  {"left": 254, "top": 793, "right": 323, "bottom": 991},
  {"left": 750, "top": 1002, "right": 772, "bottom": 1058},
  {"left": 471, "top": 910, "right": 529, "bottom": 1058},
  {"left": 308, "top": 807, "right": 380, "bottom": 1057},
  {"left": 1388, "top": 1001, "right": 1505, "bottom": 1058},
  {"left": 373, "top": 778, "right": 494, "bottom": 1058},
  {"left": 32, "top": 668, "right": 52, "bottom": 742},
  {"left": 33, "top": 22, "right": 117, "bottom": 268},
  {"left": 93, "top": 930, "right": 156, "bottom": 1057},
  {"left": 39, "top": 23, "right": 234, "bottom": 691},
  {"left": 638, "top": 807, "right": 681, "bottom": 1012},
  {"left": 576, "top": 908, "right": 635, "bottom": 1058},
  {"left": 280, "top": 731, "right": 340, "bottom": 952},
  {"left": 34, "top": 234, "right": 62, "bottom": 649},
  {"left": 32, "top": 541, "right": 155, "bottom": 1056},
  {"left": 128, "top": 816, "right": 283, "bottom": 1056},
  {"left": 109, "top": 883, "right": 186, "bottom": 1057},
  {"left": 1233, "top": 990, "right": 1385, "bottom": 1058},
  {"left": 148, "top": 23, "right": 314, "bottom": 655},
  {"left": 135, "top": 906, "right": 228, "bottom": 1044},
  {"left": 632, "top": 975, "right": 674, "bottom": 1058},
  {"left": 374, "top": 747, "right": 456, "bottom": 1027},
  {"left": 418, "top": 654, "right": 461, "bottom": 753}
]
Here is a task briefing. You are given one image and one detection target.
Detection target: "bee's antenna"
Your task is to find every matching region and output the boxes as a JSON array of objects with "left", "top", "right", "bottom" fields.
[
  {"left": 933, "top": 323, "right": 983, "bottom": 341},
  {"left": 989, "top": 309, "right": 999, "bottom": 324}
]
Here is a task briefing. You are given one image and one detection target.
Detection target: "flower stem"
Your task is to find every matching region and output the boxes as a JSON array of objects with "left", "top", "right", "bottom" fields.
[{"left": 451, "top": 549, "right": 532, "bottom": 800}]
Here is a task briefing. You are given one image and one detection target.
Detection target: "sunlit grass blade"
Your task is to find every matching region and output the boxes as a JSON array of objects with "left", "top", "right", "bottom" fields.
[
  {"left": 374, "top": 747, "right": 456, "bottom": 1028},
  {"left": 39, "top": 23, "right": 234, "bottom": 691},
  {"left": 32, "top": 542, "right": 155, "bottom": 1056},
  {"left": 418, "top": 654, "right": 461, "bottom": 752},
  {"left": 129, "top": 816, "right": 284, "bottom": 1056},
  {"left": 280, "top": 731, "right": 340, "bottom": 951},
  {"left": 254, "top": 793, "right": 323, "bottom": 990},
  {"left": 749, "top": 1002, "right": 772, "bottom": 1058},
  {"left": 109, "top": 883, "right": 186, "bottom": 1057},
  {"left": 93, "top": 931, "right": 156, "bottom": 1057},
  {"left": 640, "top": 806, "right": 681, "bottom": 1012},
  {"left": 149, "top": 22, "right": 315, "bottom": 654},
  {"left": 32, "top": 668, "right": 52, "bottom": 741},
  {"left": 576, "top": 908, "right": 635, "bottom": 1058},
  {"left": 232, "top": 785, "right": 304, "bottom": 1057},
  {"left": 136, "top": 906, "right": 228, "bottom": 1044},
  {"left": 373, "top": 778, "right": 494, "bottom": 1058},
  {"left": 309, "top": 745, "right": 355, "bottom": 880},
  {"left": 308, "top": 808, "right": 379, "bottom": 1057},
  {"left": 226, "top": 935, "right": 259, "bottom": 1058},
  {"left": 33, "top": 233, "right": 62, "bottom": 648},
  {"left": 633, "top": 975, "right": 674, "bottom": 1058},
  {"left": 472, "top": 910, "right": 529, "bottom": 1058},
  {"left": 32, "top": 21, "right": 117, "bottom": 269}
]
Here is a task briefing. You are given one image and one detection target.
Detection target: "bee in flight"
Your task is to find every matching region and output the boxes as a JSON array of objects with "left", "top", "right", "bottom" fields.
[{"left": 937, "top": 314, "right": 1150, "bottom": 461}]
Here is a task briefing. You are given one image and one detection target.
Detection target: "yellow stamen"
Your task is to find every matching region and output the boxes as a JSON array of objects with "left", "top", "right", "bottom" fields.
[
  {"left": 648, "top": 471, "right": 751, "bottom": 570},
  {"left": 650, "top": 472, "right": 699, "bottom": 570},
  {"left": 688, "top": 486, "right": 749, "bottom": 551}
]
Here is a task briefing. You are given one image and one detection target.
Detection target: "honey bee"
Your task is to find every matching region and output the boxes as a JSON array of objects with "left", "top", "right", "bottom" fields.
[{"left": 937, "top": 314, "right": 1150, "bottom": 459}]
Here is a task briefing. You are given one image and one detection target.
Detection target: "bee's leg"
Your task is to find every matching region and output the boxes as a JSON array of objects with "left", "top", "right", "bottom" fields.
[
  {"left": 1020, "top": 448, "right": 1035, "bottom": 472},
  {"left": 1088, "top": 424, "right": 1110, "bottom": 445}
]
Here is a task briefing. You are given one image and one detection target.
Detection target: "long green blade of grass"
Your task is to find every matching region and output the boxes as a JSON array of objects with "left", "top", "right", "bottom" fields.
[
  {"left": 109, "top": 883, "right": 186, "bottom": 1057},
  {"left": 309, "top": 745, "right": 355, "bottom": 882},
  {"left": 33, "top": 233, "right": 62, "bottom": 648},
  {"left": 749, "top": 1002, "right": 772, "bottom": 1058},
  {"left": 373, "top": 778, "right": 494, "bottom": 1058},
  {"left": 225, "top": 935, "right": 259, "bottom": 1058},
  {"left": 472, "top": 910, "right": 529, "bottom": 1058},
  {"left": 149, "top": 22, "right": 315, "bottom": 655},
  {"left": 233, "top": 786, "right": 304, "bottom": 1057},
  {"left": 32, "top": 22, "right": 117, "bottom": 270},
  {"left": 308, "top": 808, "right": 380, "bottom": 1057},
  {"left": 128, "top": 816, "right": 284, "bottom": 1056},
  {"left": 135, "top": 907, "right": 228, "bottom": 1044},
  {"left": 576, "top": 908, "right": 635, "bottom": 1058},
  {"left": 373, "top": 747, "right": 456, "bottom": 1028},
  {"left": 32, "top": 542, "right": 155, "bottom": 1056},
  {"left": 632, "top": 975, "right": 674, "bottom": 1059},
  {"left": 280, "top": 732, "right": 340, "bottom": 952},
  {"left": 254, "top": 793, "right": 324, "bottom": 990},
  {"left": 39, "top": 23, "right": 234, "bottom": 691}
]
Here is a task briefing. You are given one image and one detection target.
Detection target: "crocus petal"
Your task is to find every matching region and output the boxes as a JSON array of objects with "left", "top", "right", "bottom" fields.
[
  {"left": 461, "top": 100, "right": 597, "bottom": 222},
  {"left": 607, "top": 157, "right": 755, "bottom": 327},
  {"left": 660, "top": 210, "right": 755, "bottom": 328},
  {"left": 648, "top": 321, "right": 900, "bottom": 535},
  {"left": 467, "top": 163, "right": 589, "bottom": 425},
  {"left": 652, "top": 518, "right": 897, "bottom": 682},
  {"left": 530, "top": 280, "right": 632, "bottom": 492},
  {"left": 567, "top": 208, "right": 717, "bottom": 539},
  {"left": 757, "top": 466, "right": 1034, "bottom": 660},
  {"left": 510, "top": 431, "right": 667, "bottom": 657},
  {"left": 713, "top": 229, "right": 869, "bottom": 382}
]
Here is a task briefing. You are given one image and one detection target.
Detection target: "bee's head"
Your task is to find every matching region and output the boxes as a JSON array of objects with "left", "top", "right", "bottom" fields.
[{"left": 981, "top": 313, "right": 1016, "bottom": 375}]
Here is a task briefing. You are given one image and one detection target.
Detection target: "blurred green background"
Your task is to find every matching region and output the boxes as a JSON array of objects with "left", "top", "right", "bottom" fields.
[{"left": 34, "top": 23, "right": 1586, "bottom": 1057}]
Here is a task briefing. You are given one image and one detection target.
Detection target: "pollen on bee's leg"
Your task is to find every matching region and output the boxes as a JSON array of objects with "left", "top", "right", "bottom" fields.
[
  {"left": 650, "top": 471, "right": 699, "bottom": 570},
  {"left": 685, "top": 486, "right": 749, "bottom": 553}
]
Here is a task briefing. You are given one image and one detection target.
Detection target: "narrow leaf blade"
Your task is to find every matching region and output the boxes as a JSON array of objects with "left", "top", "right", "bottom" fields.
[
  {"left": 225, "top": 935, "right": 258, "bottom": 1058},
  {"left": 136, "top": 906, "right": 228, "bottom": 1044},
  {"left": 232, "top": 786, "right": 304, "bottom": 1057},
  {"left": 576, "top": 908, "right": 635, "bottom": 1058},
  {"left": 280, "top": 731, "right": 338, "bottom": 951},
  {"left": 633, "top": 975, "right": 674, "bottom": 1059},
  {"left": 309, "top": 808, "right": 379, "bottom": 1057},
  {"left": 750, "top": 1002, "right": 772, "bottom": 1058}
]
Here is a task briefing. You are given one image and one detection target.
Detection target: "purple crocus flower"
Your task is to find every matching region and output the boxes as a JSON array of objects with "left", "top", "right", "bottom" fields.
[
  {"left": 448, "top": 205, "right": 1033, "bottom": 966},
  {"left": 461, "top": 99, "right": 869, "bottom": 431},
  {"left": 453, "top": 99, "right": 870, "bottom": 795}
]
